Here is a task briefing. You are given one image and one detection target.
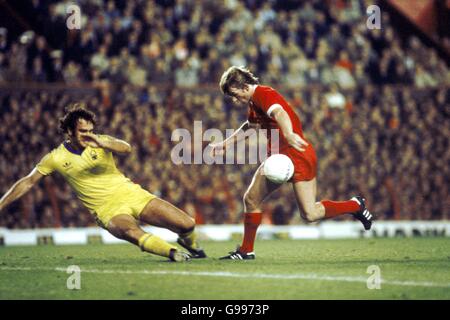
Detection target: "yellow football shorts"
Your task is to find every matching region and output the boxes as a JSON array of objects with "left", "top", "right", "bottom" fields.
[{"left": 93, "top": 183, "right": 157, "bottom": 229}]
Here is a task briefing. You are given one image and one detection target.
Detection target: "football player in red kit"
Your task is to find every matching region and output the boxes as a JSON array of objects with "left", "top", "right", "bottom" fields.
[{"left": 210, "top": 66, "right": 373, "bottom": 260}]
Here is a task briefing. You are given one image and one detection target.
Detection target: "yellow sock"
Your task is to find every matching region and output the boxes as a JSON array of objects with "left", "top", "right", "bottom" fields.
[
  {"left": 138, "top": 233, "right": 176, "bottom": 258},
  {"left": 179, "top": 230, "right": 199, "bottom": 249}
]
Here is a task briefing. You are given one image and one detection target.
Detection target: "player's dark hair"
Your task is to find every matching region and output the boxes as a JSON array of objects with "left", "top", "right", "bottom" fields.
[
  {"left": 59, "top": 103, "right": 96, "bottom": 134},
  {"left": 219, "top": 66, "right": 259, "bottom": 96}
]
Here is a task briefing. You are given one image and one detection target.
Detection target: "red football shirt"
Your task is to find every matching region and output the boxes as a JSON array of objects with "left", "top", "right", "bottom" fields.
[{"left": 248, "top": 85, "right": 307, "bottom": 153}]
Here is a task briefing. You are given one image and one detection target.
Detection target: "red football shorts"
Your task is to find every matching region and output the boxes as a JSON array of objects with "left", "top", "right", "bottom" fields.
[{"left": 281, "top": 144, "right": 317, "bottom": 182}]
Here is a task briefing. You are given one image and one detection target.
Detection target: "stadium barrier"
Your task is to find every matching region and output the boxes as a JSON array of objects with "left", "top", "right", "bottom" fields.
[{"left": 0, "top": 221, "right": 449, "bottom": 246}]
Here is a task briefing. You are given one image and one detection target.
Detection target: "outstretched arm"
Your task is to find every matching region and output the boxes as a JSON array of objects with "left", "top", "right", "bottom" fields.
[
  {"left": 208, "top": 121, "right": 252, "bottom": 154},
  {"left": 81, "top": 133, "right": 132, "bottom": 154},
  {"left": 271, "top": 106, "right": 309, "bottom": 152},
  {"left": 0, "top": 168, "right": 44, "bottom": 212}
]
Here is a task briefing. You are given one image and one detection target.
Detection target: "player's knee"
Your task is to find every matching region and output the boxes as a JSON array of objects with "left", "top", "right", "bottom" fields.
[
  {"left": 301, "top": 208, "right": 319, "bottom": 223},
  {"left": 171, "top": 214, "right": 195, "bottom": 235},
  {"left": 180, "top": 217, "right": 195, "bottom": 234},
  {"left": 243, "top": 193, "right": 261, "bottom": 212}
]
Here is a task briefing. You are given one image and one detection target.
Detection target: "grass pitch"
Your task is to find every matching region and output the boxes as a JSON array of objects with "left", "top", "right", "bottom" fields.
[{"left": 0, "top": 238, "right": 449, "bottom": 300}]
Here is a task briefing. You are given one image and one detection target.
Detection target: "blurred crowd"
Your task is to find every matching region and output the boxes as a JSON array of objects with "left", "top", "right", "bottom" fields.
[
  {"left": 0, "top": 0, "right": 449, "bottom": 228},
  {"left": 0, "top": 84, "right": 448, "bottom": 228},
  {"left": 0, "top": 0, "right": 449, "bottom": 87}
]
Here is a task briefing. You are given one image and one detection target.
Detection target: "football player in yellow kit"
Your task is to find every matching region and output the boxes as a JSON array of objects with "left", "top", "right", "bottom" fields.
[{"left": 0, "top": 104, "right": 206, "bottom": 262}]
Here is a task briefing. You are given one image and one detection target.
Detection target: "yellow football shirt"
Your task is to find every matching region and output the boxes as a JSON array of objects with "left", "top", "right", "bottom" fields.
[{"left": 36, "top": 139, "right": 139, "bottom": 214}]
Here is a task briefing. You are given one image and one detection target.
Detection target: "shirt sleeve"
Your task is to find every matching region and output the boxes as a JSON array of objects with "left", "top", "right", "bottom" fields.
[
  {"left": 35, "top": 152, "right": 56, "bottom": 176},
  {"left": 96, "top": 134, "right": 113, "bottom": 156},
  {"left": 97, "top": 134, "right": 111, "bottom": 143},
  {"left": 252, "top": 87, "right": 284, "bottom": 117}
]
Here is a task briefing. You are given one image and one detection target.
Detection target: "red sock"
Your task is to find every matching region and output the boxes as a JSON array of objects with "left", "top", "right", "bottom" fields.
[
  {"left": 321, "top": 200, "right": 360, "bottom": 219},
  {"left": 240, "top": 212, "right": 262, "bottom": 253}
]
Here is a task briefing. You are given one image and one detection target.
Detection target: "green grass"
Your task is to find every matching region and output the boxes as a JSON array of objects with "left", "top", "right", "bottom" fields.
[{"left": 0, "top": 238, "right": 449, "bottom": 299}]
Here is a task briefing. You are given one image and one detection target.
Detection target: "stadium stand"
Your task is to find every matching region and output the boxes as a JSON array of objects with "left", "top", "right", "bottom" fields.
[{"left": 0, "top": 0, "right": 448, "bottom": 228}]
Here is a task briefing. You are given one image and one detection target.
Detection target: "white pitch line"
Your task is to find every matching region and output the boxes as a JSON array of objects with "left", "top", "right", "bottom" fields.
[{"left": 1, "top": 266, "right": 450, "bottom": 288}]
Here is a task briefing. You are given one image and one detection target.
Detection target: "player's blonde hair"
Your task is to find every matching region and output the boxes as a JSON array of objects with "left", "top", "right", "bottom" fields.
[{"left": 219, "top": 66, "right": 259, "bottom": 96}]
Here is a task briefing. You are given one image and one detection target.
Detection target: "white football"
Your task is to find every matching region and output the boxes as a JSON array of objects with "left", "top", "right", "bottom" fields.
[{"left": 263, "top": 154, "right": 294, "bottom": 184}]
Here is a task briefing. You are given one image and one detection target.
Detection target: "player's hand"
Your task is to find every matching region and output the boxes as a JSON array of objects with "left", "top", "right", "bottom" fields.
[
  {"left": 208, "top": 142, "right": 225, "bottom": 157},
  {"left": 81, "top": 133, "right": 103, "bottom": 148},
  {"left": 285, "top": 133, "right": 308, "bottom": 152}
]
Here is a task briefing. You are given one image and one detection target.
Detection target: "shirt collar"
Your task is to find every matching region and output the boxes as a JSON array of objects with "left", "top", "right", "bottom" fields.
[{"left": 63, "top": 141, "right": 84, "bottom": 155}]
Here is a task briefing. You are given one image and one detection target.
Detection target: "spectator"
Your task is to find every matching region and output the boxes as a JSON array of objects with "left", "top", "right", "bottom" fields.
[
  {"left": 0, "top": 0, "right": 448, "bottom": 228},
  {"left": 126, "top": 57, "right": 147, "bottom": 87},
  {"left": 63, "top": 61, "right": 82, "bottom": 84},
  {"left": 1, "top": 84, "right": 447, "bottom": 228},
  {"left": 90, "top": 45, "right": 109, "bottom": 73},
  {"left": 31, "top": 57, "right": 47, "bottom": 82},
  {"left": 0, "top": 0, "right": 447, "bottom": 88},
  {"left": 415, "top": 65, "right": 439, "bottom": 88}
]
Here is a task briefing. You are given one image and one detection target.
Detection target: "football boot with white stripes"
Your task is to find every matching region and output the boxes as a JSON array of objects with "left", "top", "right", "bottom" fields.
[
  {"left": 351, "top": 196, "right": 373, "bottom": 230},
  {"left": 219, "top": 246, "right": 256, "bottom": 260}
]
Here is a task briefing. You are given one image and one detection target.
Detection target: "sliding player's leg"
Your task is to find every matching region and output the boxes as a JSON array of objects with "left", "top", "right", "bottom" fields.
[
  {"left": 220, "top": 163, "right": 281, "bottom": 260},
  {"left": 292, "top": 178, "right": 373, "bottom": 229},
  {"left": 139, "top": 198, "right": 206, "bottom": 258},
  {"left": 107, "top": 214, "right": 189, "bottom": 262}
]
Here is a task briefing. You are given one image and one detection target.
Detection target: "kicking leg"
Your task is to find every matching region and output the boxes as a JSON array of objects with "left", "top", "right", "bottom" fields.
[
  {"left": 221, "top": 163, "right": 282, "bottom": 259},
  {"left": 139, "top": 198, "right": 206, "bottom": 258},
  {"left": 107, "top": 214, "right": 188, "bottom": 261},
  {"left": 292, "top": 178, "right": 326, "bottom": 222},
  {"left": 293, "top": 179, "right": 373, "bottom": 229}
]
